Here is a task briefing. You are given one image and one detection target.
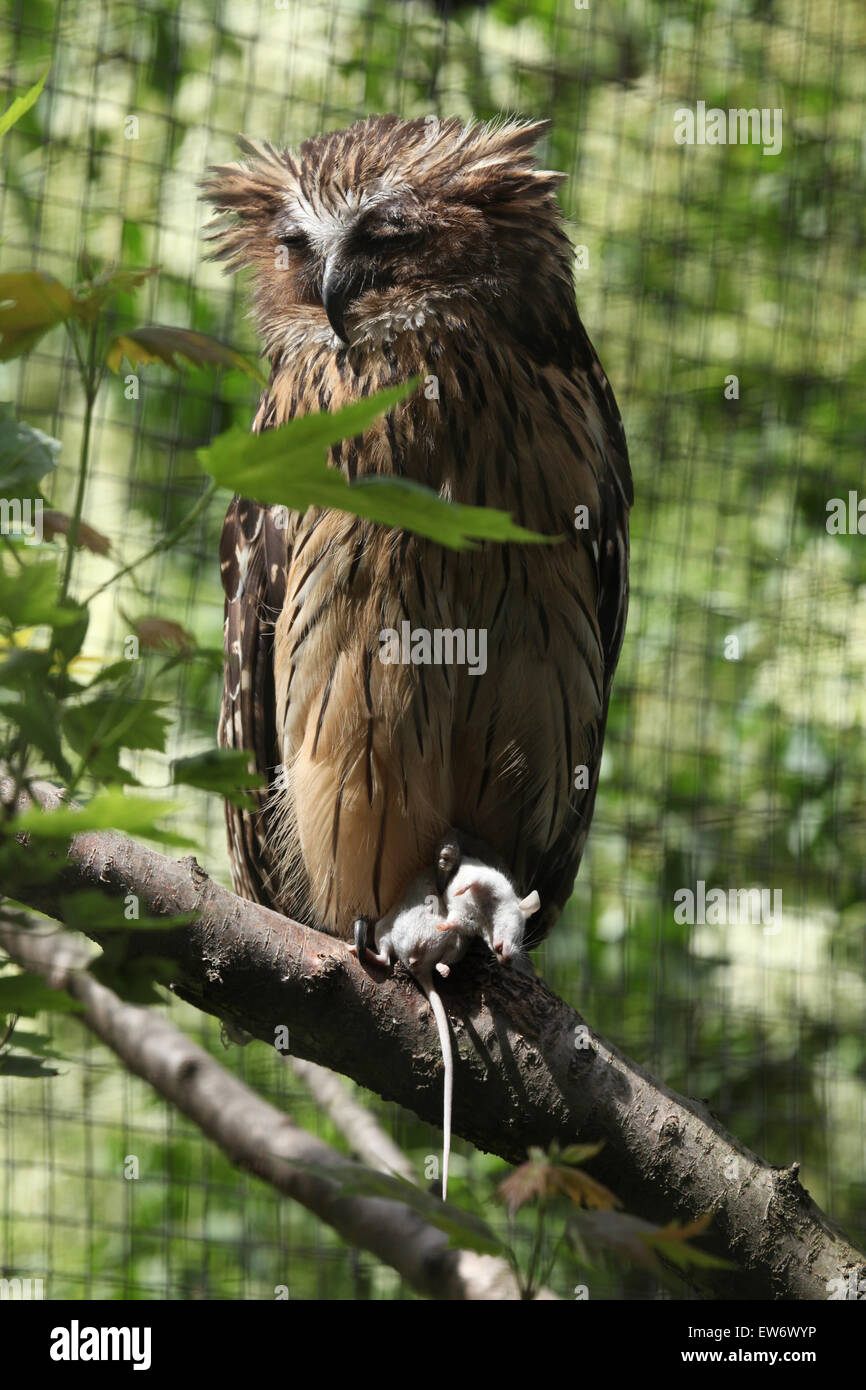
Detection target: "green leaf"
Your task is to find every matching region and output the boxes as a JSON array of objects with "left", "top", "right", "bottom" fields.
[
  {"left": 0, "top": 693, "right": 71, "bottom": 778},
  {"left": 0, "top": 272, "right": 74, "bottom": 361},
  {"left": 0, "top": 558, "right": 82, "bottom": 630},
  {"left": 68, "top": 266, "right": 159, "bottom": 324},
  {"left": 63, "top": 693, "right": 171, "bottom": 761},
  {"left": 86, "top": 659, "right": 138, "bottom": 688},
  {"left": 0, "top": 838, "right": 66, "bottom": 892},
  {"left": 106, "top": 325, "right": 266, "bottom": 385},
  {"left": 171, "top": 748, "right": 267, "bottom": 809},
  {"left": 0, "top": 645, "right": 83, "bottom": 697},
  {"left": 12, "top": 790, "right": 194, "bottom": 846},
  {"left": 555, "top": 1142, "right": 606, "bottom": 1167},
  {"left": 278, "top": 1157, "right": 504, "bottom": 1256},
  {"left": 57, "top": 889, "right": 196, "bottom": 933},
  {"left": 88, "top": 952, "right": 175, "bottom": 1005},
  {"left": 0, "top": 401, "right": 61, "bottom": 496},
  {"left": 0, "top": 1052, "right": 62, "bottom": 1077},
  {"left": 50, "top": 600, "right": 89, "bottom": 664},
  {"left": 0, "top": 1028, "right": 64, "bottom": 1058},
  {"left": 0, "top": 648, "right": 54, "bottom": 694},
  {"left": 567, "top": 1209, "right": 735, "bottom": 1276},
  {"left": 199, "top": 379, "right": 415, "bottom": 490},
  {"left": 645, "top": 1237, "right": 734, "bottom": 1272},
  {"left": 0, "top": 65, "right": 49, "bottom": 141},
  {"left": 199, "top": 381, "right": 554, "bottom": 549},
  {"left": 0, "top": 971, "right": 83, "bottom": 1016}
]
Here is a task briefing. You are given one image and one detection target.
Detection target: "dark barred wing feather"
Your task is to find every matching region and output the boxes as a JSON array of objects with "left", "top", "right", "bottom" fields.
[
  {"left": 528, "top": 329, "right": 632, "bottom": 944},
  {"left": 218, "top": 491, "right": 292, "bottom": 911}
]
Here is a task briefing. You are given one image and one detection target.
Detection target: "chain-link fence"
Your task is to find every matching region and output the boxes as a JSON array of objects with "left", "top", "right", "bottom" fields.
[{"left": 1, "top": 0, "right": 864, "bottom": 1299}]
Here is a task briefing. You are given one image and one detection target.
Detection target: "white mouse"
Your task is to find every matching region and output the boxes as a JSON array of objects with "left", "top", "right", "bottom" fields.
[
  {"left": 350, "top": 838, "right": 540, "bottom": 1201},
  {"left": 444, "top": 859, "right": 540, "bottom": 964}
]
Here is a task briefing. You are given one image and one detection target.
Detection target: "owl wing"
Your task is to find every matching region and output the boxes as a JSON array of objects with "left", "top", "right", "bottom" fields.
[
  {"left": 527, "top": 330, "right": 632, "bottom": 942},
  {"left": 217, "top": 394, "right": 295, "bottom": 911}
]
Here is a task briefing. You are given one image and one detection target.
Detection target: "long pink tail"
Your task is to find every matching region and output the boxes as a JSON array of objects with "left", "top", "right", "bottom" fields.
[{"left": 426, "top": 983, "right": 453, "bottom": 1202}]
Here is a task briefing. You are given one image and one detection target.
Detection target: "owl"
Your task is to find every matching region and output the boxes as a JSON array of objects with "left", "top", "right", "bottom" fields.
[{"left": 202, "top": 114, "right": 631, "bottom": 946}]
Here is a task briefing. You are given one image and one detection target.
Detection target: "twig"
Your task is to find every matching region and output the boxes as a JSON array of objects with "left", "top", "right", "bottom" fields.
[{"left": 286, "top": 1056, "right": 416, "bottom": 1183}]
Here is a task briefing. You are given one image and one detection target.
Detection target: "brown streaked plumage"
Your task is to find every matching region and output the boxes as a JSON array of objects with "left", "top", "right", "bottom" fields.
[{"left": 203, "top": 113, "right": 632, "bottom": 944}]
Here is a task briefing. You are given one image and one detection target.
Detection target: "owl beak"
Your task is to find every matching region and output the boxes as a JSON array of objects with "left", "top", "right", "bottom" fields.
[{"left": 321, "top": 257, "right": 355, "bottom": 345}]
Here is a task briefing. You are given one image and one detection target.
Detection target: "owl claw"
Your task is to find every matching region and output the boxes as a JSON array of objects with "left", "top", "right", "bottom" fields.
[
  {"left": 435, "top": 836, "right": 462, "bottom": 897},
  {"left": 353, "top": 916, "right": 371, "bottom": 958}
]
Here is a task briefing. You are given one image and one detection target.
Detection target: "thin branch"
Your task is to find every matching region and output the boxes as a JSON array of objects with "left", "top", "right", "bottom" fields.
[
  {"left": 83, "top": 478, "right": 217, "bottom": 604},
  {"left": 0, "top": 914, "right": 541, "bottom": 1301},
  {"left": 286, "top": 1056, "right": 416, "bottom": 1183}
]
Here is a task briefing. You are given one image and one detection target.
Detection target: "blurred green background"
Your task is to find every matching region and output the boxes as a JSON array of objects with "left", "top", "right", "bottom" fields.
[{"left": 1, "top": 0, "right": 864, "bottom": 1299}]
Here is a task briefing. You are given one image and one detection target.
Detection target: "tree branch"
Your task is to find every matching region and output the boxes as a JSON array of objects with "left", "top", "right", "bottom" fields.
[
  {"left": 4, "top": 803, "right": 865, "bottom": 1299},
  {"left": 0, "top": 914, "right": 543, "bottom": 1301},
  {"left": 286, "top": 1055, "right": 416, "bottom": 1183}
]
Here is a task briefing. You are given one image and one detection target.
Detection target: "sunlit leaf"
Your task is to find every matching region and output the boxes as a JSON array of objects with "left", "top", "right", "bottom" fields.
[
  {"left": 12, "top": 790, "right": 193, "bottom": 846},
  {"left": 70, "top": 266, "right": 159, "bottom": 323},
  {"left": 199, "top": 379, "right": 554, "bottom": 550},
  {"left": 0, "top": 271, "right": 74, "bottom": 361},
  {"left": 106, "top": 325, "right": 266, "bottom": 384},
  {"left": 171, "top": 748, "right": 267, "bottom": 809},
  {"left": 57, "top": 889, "right": 196, "bottom": 933},
  {"left": 0, "top": 559, "right": 83, "bottom": 630},
  {"left": 567, "top": 1208, "right": 735, "bottom": 1275},
  {"left": 0, "top": 65, "right": 49, "bottom": 141},
  {"left": 497, "top": 1141, "right": 618, "bottom": 1214}
]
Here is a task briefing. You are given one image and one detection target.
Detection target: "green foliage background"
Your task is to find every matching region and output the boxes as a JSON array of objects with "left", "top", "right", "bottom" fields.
[{"left": 0, "top": 0, "right": 864, "bottom": 1299}]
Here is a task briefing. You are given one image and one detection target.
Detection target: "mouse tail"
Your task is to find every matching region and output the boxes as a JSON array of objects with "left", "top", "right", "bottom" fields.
[{"left": 426, "top": 982, "right": 453, "bottom": 1203}]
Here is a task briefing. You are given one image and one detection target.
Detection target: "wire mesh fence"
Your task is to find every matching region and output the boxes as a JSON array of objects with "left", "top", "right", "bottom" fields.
[{"left": 0, "top": 0, "right": 864, "bottom": 1299}]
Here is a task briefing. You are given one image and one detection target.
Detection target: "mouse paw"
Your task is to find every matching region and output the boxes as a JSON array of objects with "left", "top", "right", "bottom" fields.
[{"left": 435, "top": 961, "right": 451, "bottom": 978}]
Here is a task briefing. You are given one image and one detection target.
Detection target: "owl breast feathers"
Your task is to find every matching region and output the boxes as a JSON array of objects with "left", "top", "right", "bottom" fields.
[{"left": 202, "top": 113, "right": 632, "bottom": 944}]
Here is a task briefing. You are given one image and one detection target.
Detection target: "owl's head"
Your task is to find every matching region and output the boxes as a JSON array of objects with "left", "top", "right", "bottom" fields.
[{"left": 202, "top": 114, "right": 576, "bottom": 359}]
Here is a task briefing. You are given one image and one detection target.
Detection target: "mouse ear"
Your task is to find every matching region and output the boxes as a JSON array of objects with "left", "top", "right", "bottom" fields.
[{"left": 518, "top": 891, "right": 540, "bottom": 918}]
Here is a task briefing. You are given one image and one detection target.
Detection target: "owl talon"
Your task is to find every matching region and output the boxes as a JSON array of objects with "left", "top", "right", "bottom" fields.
[
  {"left": 353, "top": 916, "right": 371, "bottom": 958},
  {"left": 435, "top": 836, "right": 462, "bottom": 897}
]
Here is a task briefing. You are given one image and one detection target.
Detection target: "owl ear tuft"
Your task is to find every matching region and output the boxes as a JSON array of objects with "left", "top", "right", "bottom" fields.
[
  {"left": 443, "top": 118, "right": 565, "bottom": 209},
  {"left": 200, "top": 137, "right": 294, "bottom": 271}
]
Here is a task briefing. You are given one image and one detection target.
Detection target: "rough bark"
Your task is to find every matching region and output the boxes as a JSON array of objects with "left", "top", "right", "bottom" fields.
[{"left": 3, "top": 806, "right": 865, "bottom": 1300}]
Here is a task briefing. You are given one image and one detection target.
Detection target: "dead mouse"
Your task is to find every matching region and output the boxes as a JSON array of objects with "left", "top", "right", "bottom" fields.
[
  {"left": 444, "top": 858, "right": 540, "bottom": 964},
  {"left": 351, "top": 836, "right": 540, "bottom": 1200}
]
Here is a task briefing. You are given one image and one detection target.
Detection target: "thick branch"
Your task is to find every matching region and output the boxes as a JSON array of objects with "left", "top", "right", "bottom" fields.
[{"left": 6, "top": 818, "right": 866, "bottom": 1299}]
